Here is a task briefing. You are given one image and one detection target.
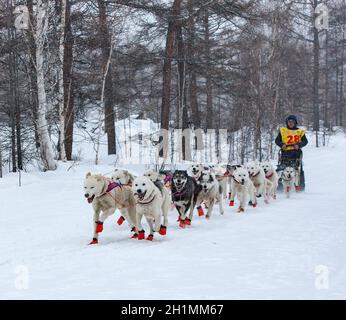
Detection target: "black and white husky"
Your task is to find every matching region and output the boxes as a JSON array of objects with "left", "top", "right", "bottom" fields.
[
  {"left": 171, "top": 170, "right": 202, "bottom": 228},
  {"left": 196, "top": 172, "right": 225, "bottom": 219}
]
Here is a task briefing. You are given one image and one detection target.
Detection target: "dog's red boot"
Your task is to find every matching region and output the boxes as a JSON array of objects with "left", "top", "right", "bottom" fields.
[
  {"left": 179, "top": 219, "right": 186, "bottom": 229},
  {"left": 229, "top": 200, "right": 235, "bottom": 207},
  {"left": 295, "top": 185, "right": 301, "bottom": 192},
  {"left": 252, "top": 202, "right": 257, "bottom": 208},
  {"left": 185, "top": 218, "right": 191, "bottom": 226},
  {"left": 131, "top": 226, "right": 136, "bottom": 233},
  {"left": 197, "top": 206, "right": 204, "bottom": 216},
  {"left": 96, "top": 221, "right": 103, "bottom": 233},
  {"left": 146, "top": 234, "right": 154, "bottom": 241},
  {"left": 131, "top": 233, "right": 138, "bottom": 239},
  {"left": 177, "top": 216, "right": 181, "bottom": 222},
  {"left": 138, "top": 230, "right": 145, "bottom": 240},
  {"left": 159, "top": 225, "right": 167, "bottom": 235},
  {"left": 117, "top": 216, "right": 125, "bottom": 225},
  {"left": 89, "top": 238, "right": 98, "bottom": 245}
]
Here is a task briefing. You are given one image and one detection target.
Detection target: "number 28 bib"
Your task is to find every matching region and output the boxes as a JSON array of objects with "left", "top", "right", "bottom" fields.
[{"left": 279, "top": 127, "right": 305, "bottom": 151}]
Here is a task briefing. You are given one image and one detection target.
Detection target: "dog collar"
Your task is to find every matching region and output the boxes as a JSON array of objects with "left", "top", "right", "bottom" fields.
[{"left": 265, "top": 172, "right": 274, "bottom": 179}]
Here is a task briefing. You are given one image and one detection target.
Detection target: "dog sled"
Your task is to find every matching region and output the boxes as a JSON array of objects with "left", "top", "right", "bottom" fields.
[{"left": 276, "top": 148, "right": 305, "bottom": 192}]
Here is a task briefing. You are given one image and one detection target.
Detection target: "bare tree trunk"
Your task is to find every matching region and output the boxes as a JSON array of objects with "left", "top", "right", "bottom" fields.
[
  {"left": 323, "top": 30, "right": 329, "bottom": 146},
  {"left": 313, "top": 0, "right": 320, "bottom": 147},
  {"left": 339, "top": 1, "right": 345, "bottom": 127},
  {"left": 204, "top": 8, "right": 213, "bottom": 129},
  {"left": 98, "top": 0, "right": 116, "bottom": 155},
  {"left": 27, "top": 0, "right": 40, "bottom": 150},
  {"left": 64, "top": 0, "right": 74, "bottom": 160},
  {"left": 187, "top": 0, "right": 200, "bottom": 128},
  {"left": 35, "top": 0, "right": 57, "bottom": 171},
  {"left": 160, "top": 0, "right": 182, "bottom": 158},
  {"left": 58, "top": 0, "right": 67, "bottom": 161},
  {"left": 161, "top": 0, "right": 182, "bottom": 131},
  {"left": 7, "top": 0, "right": 16, "bottom": 172}
]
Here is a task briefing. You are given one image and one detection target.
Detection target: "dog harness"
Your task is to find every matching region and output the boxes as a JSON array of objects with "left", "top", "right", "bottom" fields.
[
  {"left": 250, "top": 170, "right": 260, "bottom": 178},
  {"left": 279, "top": 127, "right": 305, "bottom": 151}
]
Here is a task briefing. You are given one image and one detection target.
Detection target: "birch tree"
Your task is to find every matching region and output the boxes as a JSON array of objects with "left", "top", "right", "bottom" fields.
[
  {"left": 58, "top": 0, "right": 67, "bottom": 161},
  {"left": 34, "top": 0, "right": 57, "bottom": 170}
]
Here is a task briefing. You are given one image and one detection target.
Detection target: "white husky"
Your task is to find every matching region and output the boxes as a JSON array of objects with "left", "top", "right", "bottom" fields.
[
  {"left": 196, "top": 172, "right": 224, "bottom": 219},
  {"left": 132, "top": 176, "right": 170, "bottom": 241},
  {"left": 281, "top": 166, "right": 296, "bottom": 198},
  {"left": 229, "top": 167, "right": 257, "bottom": 213},
  {"left": 111, "top": 169, "right": 135, "bottom": 186},
  {"left": 189, "top": 164, "right": 205, "bottom": 180},
  {"left": 261, "top": 161, "right": 279, "bottom": 200},
  {"left": 84, "top": 173, "right": 137, "bottom": 245},
  {"left": 246, "top": 161, "right": 273, "bottom": 204}
]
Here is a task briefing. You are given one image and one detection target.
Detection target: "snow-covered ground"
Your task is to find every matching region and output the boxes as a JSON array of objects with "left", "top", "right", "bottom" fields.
[{"left": 0, "top": 132, "right": 346, "bottom": 299}]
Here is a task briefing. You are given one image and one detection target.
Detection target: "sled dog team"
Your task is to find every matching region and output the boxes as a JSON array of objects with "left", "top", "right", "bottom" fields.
[{"left": 84, "top": 161, "right": 299, "bottom": 245}]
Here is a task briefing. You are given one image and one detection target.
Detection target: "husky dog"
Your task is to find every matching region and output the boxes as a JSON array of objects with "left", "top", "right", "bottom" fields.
[
  {"left": 84, "top": 172, "right": 137, "bottom": 245},
  {"left": 144, "top": 169, "right": 171, "bottom": 218},
  {"left": 111, "top": 169, "right": 136, "bottom": 226},
  {"left": 111, "top": 169, "right": 135, "bottom": 186},
  {"left": 261, "top": 161, "right": 279, "bottom": 200},
  {"left": 212, "top": 164, "right": 229, "bottom": 199},
  {"left": 196, "top": 172, "right": 224, "bottom": 219},
  {"left": 246, "top": 161, "right": 273, "bottom": 204},
  {"left": 189, "top": 164, "right": 205, "bottom": 180},
  {"left": 132, "top": 176, "right": 170, "bottom": 241},
  {"left": 281, "top": 166, "right": 296, "bottom": 198},
  {"left": 229, "top": 167, "right": 257, "bottom": 213},
  {"left": 226, "top": 164, "right": 242, "bottom": 200},
  {"left": 171, "top": 170, "right": 202, "bottom": 228}
]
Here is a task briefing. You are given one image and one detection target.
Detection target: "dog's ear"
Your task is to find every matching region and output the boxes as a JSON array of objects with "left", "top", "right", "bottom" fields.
[{"left": 86, "top": 172, "right": 91, "bottom": 178}]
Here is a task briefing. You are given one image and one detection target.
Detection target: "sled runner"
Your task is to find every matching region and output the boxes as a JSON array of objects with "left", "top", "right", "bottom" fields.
[{"left": 276, "top": 148, "right": 305, "bottom": 192}]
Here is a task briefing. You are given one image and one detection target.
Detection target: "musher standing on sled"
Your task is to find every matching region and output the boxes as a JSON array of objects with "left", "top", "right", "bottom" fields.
[{"left": 275, "top": 115, "right": 308, "bottom": 191}]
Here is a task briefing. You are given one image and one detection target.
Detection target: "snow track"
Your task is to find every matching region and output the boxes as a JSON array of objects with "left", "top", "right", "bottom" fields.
[{"left": 1, "top": 134, "right": 346, "bottom": 299}]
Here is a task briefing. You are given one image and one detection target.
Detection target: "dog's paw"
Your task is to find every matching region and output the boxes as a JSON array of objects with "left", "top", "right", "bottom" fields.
[
  {"left": 185, "top": 219, "right": 191, "bottom": 226},
  {"left": 146, "top": 234, "right": 154, "bottom": 241},
  {"left": 88, "top": 238, "right": 98, "bottom": 245},
  {"left": 131, "top": 233, "right": 138, "bottom": 239},
  {"left": 252, "top": 202, "right": 257, "bottom": 208},
  {"left": 159, "top": 225, "right": 167, "bottom": 235},
  {"left": 229, "top": 200, "right": 235, "bottom": 207},
  {"left": 95, "top": 221, "right": 103, "bottom": 233},
  {"left": 205, "top": 215, "right": 210, "bottom": 220},
  {"left": 138, "top": 230, "right": 145, "bottom": 240},
  {"left": 117, "top": 216, "right": 125, "bottom": 225}
]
